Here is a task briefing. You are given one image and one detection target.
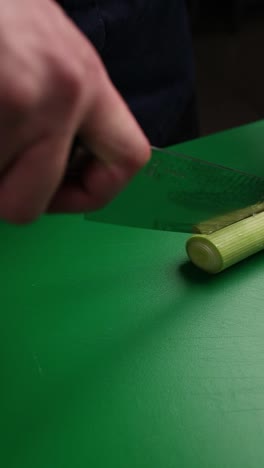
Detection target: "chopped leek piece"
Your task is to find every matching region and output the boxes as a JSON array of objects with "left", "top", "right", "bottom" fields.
[
  {"left": 193, "top": 202, "right": 264, "bottom": 235},
  {"left": 186, "top": 211, "right": 264, "bottom": 274}
]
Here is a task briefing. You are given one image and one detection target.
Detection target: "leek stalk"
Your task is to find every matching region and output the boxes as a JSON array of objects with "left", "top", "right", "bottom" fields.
[
  {"left": 193, "top": 202, "right": 264, "bottom": 235},
  {"left": 186, "top": 211, "right": 264, "bottom": 274}
]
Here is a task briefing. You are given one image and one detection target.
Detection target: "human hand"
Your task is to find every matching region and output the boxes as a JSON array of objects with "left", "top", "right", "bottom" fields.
[{"left": 0, "top": 0, "right": 150, "bottom": 223}]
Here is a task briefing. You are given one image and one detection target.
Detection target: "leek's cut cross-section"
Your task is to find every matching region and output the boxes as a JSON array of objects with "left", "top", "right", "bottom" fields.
[{"left": 186, "top": 211, "right": 264, "bottom": 274}]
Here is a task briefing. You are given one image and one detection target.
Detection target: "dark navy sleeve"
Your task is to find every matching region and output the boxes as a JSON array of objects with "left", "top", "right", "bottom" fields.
[{"left": 57, "top": 1, "right": 198, "bottom": 146}]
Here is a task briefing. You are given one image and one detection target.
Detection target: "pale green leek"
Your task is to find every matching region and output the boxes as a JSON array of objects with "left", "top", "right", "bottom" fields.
[
  {"left": 186, "top": 211, "right": 264, "bottom": 274},
  {"left": 193, "top": 202, "right": 264, "bottom": 235}
]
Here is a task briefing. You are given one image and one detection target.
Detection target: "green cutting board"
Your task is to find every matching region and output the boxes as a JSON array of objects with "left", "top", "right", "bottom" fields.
[{"left": 1, "top": 120, "right": 264, "bottom": 468}]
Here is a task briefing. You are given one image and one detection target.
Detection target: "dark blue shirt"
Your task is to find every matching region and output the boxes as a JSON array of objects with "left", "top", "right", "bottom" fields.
[{"left": 58, "top": 1, "right": 198, "bottom": 146}]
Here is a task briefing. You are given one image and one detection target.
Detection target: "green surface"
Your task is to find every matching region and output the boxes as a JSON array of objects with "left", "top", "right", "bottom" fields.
[{"left": 1, "top": 120, "right": 264, "bottom": 468}]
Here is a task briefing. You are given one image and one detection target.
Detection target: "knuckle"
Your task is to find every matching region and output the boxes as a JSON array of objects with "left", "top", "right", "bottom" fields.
[
  {"left": 51, "top": 56, "right": 86, "bottom": 102},
  {"left": 126, "top": 141, "right": 151, "bottom": 173},
  {"left": 0, "top": 77, "right": 37, "bottom": 115},
  {"left": 61, "top": 66, "right": 83, "bottom": 100},
  {"left": 49, "top": 47, "right": 105, "bottom": 105}
]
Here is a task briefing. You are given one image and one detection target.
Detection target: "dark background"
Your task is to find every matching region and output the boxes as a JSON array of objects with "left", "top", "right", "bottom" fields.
[{"left": 186, "top": 0, "right": 264, "bottom": 136}]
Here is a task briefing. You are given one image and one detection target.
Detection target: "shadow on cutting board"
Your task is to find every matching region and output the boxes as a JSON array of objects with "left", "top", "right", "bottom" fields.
[{"left": 180, "top": 248, "right": 264, "bottom": 285}]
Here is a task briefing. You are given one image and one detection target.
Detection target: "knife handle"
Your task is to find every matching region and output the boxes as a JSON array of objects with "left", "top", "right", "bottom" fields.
[{"left": 65, "top": 136, "right": 95, "bottom": 182}]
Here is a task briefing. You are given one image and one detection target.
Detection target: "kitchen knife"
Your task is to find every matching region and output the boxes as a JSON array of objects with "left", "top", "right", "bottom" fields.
[{"left": 67, "top": 139, "right": 264, "bottom": 234}]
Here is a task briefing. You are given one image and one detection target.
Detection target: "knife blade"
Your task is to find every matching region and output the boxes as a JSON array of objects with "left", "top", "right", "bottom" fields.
[{"left": 67, "top": 139, "right": 264, "bottom": 234}]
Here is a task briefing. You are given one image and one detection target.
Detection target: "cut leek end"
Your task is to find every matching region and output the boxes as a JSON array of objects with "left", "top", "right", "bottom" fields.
[
  {"left": 186, "top": 211, "right": 264, "bottom": 274},
  {"left": 186, "top": 236, "right": 223, "bottom": 274}
]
